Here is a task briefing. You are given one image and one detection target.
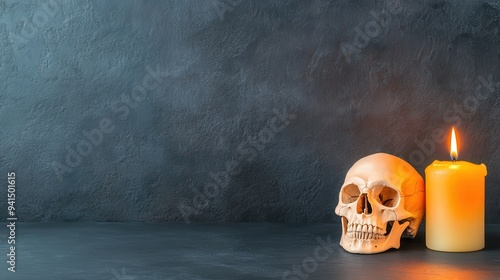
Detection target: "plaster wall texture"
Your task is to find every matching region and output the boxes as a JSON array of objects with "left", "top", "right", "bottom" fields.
[{"left": 0, "top": 0, "right": 499, "bottom": 223}]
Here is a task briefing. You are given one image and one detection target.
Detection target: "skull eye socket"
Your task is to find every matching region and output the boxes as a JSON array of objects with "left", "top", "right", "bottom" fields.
[
  {"left": 375, "top": 186, "right": 399, "bottom": 207},
  {"left": 341, "top": 184, "right": 361, "bottom": 204}
]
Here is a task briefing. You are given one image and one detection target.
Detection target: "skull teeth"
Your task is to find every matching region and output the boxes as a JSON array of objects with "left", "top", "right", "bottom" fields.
[{"left": 346, "top": 223, "right": 385, "bottom": 240}]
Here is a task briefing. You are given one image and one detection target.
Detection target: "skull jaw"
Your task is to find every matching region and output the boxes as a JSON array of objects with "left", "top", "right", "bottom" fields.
[{"left": 339, "top": 218, "right": 410, "bottom": 254}]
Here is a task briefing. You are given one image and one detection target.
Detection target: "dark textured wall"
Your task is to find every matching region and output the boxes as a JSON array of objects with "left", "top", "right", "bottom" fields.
[{"left": 1, "top": 0, "right": 499, "bottom": 223}]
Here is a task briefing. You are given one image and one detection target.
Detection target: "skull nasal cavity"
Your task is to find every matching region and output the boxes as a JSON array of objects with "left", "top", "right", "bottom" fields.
[{"left": 357, "top": 193, "right": 372, "bottom": 215}]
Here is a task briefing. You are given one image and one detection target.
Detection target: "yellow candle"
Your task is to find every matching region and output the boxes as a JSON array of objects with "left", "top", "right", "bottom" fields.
[{"left": 425, "top": 128, "right": 487, "bottom": 252}]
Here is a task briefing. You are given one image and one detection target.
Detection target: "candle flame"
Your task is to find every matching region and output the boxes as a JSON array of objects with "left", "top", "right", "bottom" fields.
[{"left": 450, "top": 127, "right": 458, "bottom": 161}]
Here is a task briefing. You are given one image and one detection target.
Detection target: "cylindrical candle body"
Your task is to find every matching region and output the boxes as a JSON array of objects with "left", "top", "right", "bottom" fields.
[{"left": 425, "top": 160, "right": 487, "bottom": 252}]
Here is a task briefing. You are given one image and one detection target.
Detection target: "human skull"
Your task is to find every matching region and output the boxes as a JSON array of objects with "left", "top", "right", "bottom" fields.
[{"left": 334, "top": 153, "right": 425, "bottom": 254}]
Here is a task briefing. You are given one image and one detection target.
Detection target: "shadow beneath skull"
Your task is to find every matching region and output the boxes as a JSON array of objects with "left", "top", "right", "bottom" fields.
[{"left": 398, "top": 232, "right": 426, "bottom": 252}]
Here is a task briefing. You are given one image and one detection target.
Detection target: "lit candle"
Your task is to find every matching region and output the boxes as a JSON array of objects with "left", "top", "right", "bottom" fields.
[{"left": 425, "top": 128, "right": 487, "bottom": 252}]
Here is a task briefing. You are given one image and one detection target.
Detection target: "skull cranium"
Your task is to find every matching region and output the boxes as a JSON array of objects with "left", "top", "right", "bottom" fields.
[{"left": 334, "top": 153, "right": 425, "bottom": 254}]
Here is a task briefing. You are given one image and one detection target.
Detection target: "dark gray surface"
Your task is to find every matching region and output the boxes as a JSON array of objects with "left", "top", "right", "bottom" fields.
[
  {"left": 0, "top": 223, "right": 499, "bottom": 279},
  {"left": 0, "top": 0, "right": 500, "bottom": 223}
]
